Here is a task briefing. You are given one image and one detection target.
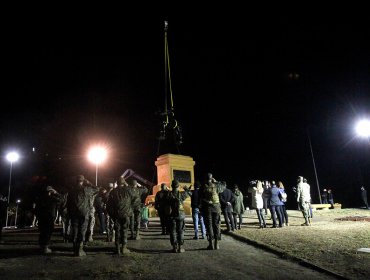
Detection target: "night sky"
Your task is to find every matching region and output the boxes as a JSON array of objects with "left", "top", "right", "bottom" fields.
[{"left": 1, "top": 17, "right": 369, "bottom": 208}]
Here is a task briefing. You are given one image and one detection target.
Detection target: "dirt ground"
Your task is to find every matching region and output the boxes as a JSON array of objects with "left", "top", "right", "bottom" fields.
[
  {"left": 233, "top": 208, "right": 370, "bottom": 280},
  {"left": 0, "top": 208, "right": 369, "bottom": 280}
]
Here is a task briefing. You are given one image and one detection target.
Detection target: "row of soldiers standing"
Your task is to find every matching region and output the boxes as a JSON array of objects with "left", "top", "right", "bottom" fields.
[{"left": 34, "top": 175, "right": 148, "bottom": 256}]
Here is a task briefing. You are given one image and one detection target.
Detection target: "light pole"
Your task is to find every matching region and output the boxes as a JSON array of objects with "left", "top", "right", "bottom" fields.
[
  {"left": 307, "top": 128, "right": 322, "bottom": 204},
  {"left": 5, "top": 152, "right": 19, "bottom": 228},
  {"left": 354, "top": 118, "right": 370, "bottom": 252},
  {"left": 14, "top": 199, "right": 21, "bottom": 228},
  {"left": 87, "top": 146, "right": 107, "bottom": 186}
]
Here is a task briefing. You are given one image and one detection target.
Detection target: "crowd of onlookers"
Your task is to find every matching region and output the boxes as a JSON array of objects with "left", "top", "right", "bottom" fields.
[{"left": 0, "top": 174, "right": 369, "bottom": 255}]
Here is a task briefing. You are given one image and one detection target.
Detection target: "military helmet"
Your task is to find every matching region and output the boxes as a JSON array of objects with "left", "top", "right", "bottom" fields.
[
  {"left": 118, "top": 176, "right": 127, "bottom": 185},
  {"left": 76, "top": 175, "right": 85, "bottom": 182}
]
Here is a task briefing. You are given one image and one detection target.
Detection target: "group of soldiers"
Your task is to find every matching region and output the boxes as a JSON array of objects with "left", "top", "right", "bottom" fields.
[
  {"left": 11, "top": 172, "right": 318, "bottom": 256},
  {"left": 34, "top": 175, "right": 148, "bottom": 256},
  {"left": 154, "top": 173, "right": 227, "bottom": 252}
]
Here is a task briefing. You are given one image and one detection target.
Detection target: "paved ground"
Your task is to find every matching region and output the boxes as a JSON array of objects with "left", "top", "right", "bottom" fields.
[{"left": 0, "top": 217, "right": 343, "bottom": 280}]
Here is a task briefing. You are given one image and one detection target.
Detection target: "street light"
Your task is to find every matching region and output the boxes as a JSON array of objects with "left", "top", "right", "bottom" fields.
[
  {"left": 5, "top": 151, "right": 19, "bottom": 228},
  {"left": 87, "top": 146, "right": 107, "bottom": 186},
  {"left": 14, "top": 199, "right": 21, "bottom": 228},
  {"left": 355, "top": 119, "right": 370, "bottom": 143}
]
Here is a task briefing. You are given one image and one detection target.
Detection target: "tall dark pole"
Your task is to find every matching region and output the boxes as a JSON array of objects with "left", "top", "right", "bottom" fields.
[
  {"left": 307, "top": 128, "right": 322, "bottom": 204},
  {"left": 5, "top": 162, "right": 13, "bottom": 227}
]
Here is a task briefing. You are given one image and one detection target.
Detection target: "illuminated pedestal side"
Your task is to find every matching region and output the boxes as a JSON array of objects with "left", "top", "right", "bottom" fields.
[{"left": 149, "top": 154, "right": 195, "bottom": 216}]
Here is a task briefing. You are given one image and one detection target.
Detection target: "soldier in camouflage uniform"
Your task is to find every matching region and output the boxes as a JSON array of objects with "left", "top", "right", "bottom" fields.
[
  {"left": 200, "top": 173, "right": 226, "bottom": 250},
  {"left": 128, "top": 179, "right": 148, "bottom": 240},
  {"left": 85, "top": 188, "right": 98, "bottom": 244},
  {"left": 166, "top": 179, "right": 191, "bottom": 253},
  {"left": 106, "top": 177, "right": 139, "bottom": 255},
  {"left": 67, "top": 175, "right": 100, "bottom": 256},
  {"left": 296, "top": 176, "right": 311, "bottom": 226}
]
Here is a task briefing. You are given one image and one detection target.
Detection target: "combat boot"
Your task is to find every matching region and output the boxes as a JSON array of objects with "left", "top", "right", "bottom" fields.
[
  {"left": 121, "top": 244, "right": 130, "bottom": 254},
  {"left": 177, "top": 245, "right": 185, "bottom": 253},
  {"left": 214, "top": 239, "right": 220, "bottom": 250},
  {"left": 77, "top": 242, "right": 86, "bottom": 257},
  {"left": 134, "top": 232, "right": 140, "bottom": 240},
  {"left": 73, "top": 242, "right": 78, "bottom": 256},
  {"left": 207, "top": 240, "right": 214, "bottom": 250},
  {"left": 41, "top": 246, "right": 52, "bottom": 254},
  {"left": 172, "top": 244, "right": 177, "bottom": 253}
]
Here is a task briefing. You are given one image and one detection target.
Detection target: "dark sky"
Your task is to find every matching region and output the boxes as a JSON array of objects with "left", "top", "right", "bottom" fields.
[{"left": 1, "top": 17, "right": 369, "bottom": 207}]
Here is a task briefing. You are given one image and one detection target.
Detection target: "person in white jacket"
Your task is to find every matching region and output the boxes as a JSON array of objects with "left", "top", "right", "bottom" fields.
[
  {"left": 296, "top": 176, "right": 311, "bottom": 226},
  {"left": 248, "top": 180, "right": 266, "bottom": 228}
]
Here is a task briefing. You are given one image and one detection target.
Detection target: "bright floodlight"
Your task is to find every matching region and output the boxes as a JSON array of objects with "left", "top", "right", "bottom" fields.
[
  {"left": 6, "top": 152, "right": 19, "bottom": 163},
  {"left": 355, "top": 119, "right": 370, "bottom": 138},
  {"left": 87, "top": 146, "right": 107, "bottom": 164}
]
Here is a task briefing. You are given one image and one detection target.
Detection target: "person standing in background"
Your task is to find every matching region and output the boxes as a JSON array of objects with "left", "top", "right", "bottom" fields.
[
  {"left": 248, "top": 181, "right": 266, "bottom": 228},
  {"left": 327, "top": 189, "right": 334, "bottom": 208},
  {"left": 360, "top": 186, "right": 369, "bottom": 209},
  {"left": 191, "top": 181, "right": 206, "bottom": 239},
  {"left": 321, "top": 189, "right": 328, "bottom": 204},
  {"left": 278, "top": 181, "right": 289, "bottom": 226},
  {"left": 231, "top": 184, "right": 245, "bottom": 230},
  {"left": 297, "top": 176, "right": 311, "bottom": 226}
]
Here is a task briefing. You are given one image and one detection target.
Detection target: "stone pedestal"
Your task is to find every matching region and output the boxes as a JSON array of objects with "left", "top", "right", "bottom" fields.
[{"left": 150, "top": 153, "right": 195, "bottom": 215}]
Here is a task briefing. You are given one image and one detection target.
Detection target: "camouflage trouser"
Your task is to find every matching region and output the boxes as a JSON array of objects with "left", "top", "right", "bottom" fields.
[
  {"left": 169, "top": 216, "right": 185, "bottom": 246},
  {"left": 85, "top": 210, "right": 95, "bottom": 241},
  {"left": 114, "top": 216, "right": 130, "bottom": 245},
  {"left": 129, "top": 210, "right": 141, "bottom": 237},
  {"left": 203, "top": 204, "right": 221, "bottom": 241},
  {"left": 106, "top": 214, "right": 115, "bottom": 242},
  {"left": 299, "top": 201, "right": 310, "bottom": 223}
]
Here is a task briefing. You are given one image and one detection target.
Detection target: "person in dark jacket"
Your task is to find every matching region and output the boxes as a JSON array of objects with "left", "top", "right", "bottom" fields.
[
  {"left": 327, "top": 189, "right": 334, "bottom": 208},
  {"left": 166, "top": 179, "right": 191, "bottom": 253},
  {"left": 321, "top": 189, "right": 328, "bottom": 204},
  {"left": 154, "top": 183, "right": 170, "bottom": 235},
  {"left": 107, "top": 177, "right": 139, "bottom": 255},
  {"left": 219, "top": 182, "right": 235, "bottom": 232},
  {"left": 67, "top": 175, "right": 100, "bottom": 257},
  {"left": 268, "top": 181, "right": 284, "bottom": 228},
  {"left": 191, "top": 181, "right": 206, "bottom": 239},
  {"left": 35, "top": 186, "right": 64, "bottom": 254}
]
